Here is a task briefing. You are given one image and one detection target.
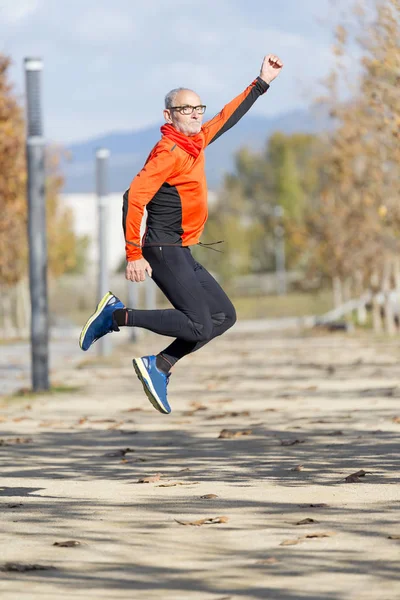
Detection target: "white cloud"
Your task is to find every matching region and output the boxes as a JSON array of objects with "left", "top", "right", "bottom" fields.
[
  {"left": 74, "top": 8, "right": 136, "bottom": 44},
  {"left": 0, "top": 0, "right": 39, "bottom": 24},
  {"left": 0, "top": 0, "right": 357, "bottom": 143}
]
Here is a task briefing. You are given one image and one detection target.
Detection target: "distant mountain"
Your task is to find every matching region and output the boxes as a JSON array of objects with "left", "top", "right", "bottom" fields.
[{"left": 62, "top": 107, "right": 330, "bottom": 193}]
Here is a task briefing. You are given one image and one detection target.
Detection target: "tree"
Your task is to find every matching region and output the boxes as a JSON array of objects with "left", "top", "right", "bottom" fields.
[
  {"left": 304, "top": 0, "right": 400, "bottom": 328},
  {"left": 0, "top": 55, "right": 27, "bottom": 286},
  {"left": 202, "top": 132, "right": 321, "bottom": 282},
  {"left": 0, "top": 54, "right": 89, "bottom": 287}
]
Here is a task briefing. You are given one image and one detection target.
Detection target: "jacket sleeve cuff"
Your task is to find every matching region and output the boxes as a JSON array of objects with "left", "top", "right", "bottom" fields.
[{"left": 254, "top": 76, "right": 270, "bottom": 94}]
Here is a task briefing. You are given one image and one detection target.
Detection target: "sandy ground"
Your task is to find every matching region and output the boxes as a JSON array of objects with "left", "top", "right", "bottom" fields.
[{"left": 0, "top": 327, "right": 400, "bottom": 600}]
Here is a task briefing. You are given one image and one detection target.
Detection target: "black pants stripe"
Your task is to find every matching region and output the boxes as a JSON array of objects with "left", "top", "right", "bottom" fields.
[{"left": 131, "top": 246, "right": 236, "bottom": 364}]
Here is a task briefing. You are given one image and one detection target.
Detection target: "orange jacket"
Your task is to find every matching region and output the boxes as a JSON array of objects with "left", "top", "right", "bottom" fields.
[{"left": 123, "top": 77, "right": 269, "bottom": 261}]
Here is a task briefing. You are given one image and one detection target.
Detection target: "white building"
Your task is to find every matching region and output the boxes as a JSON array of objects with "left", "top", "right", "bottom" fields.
[{"left": 60, "top": 190, "right": 218, "bottom": 273}]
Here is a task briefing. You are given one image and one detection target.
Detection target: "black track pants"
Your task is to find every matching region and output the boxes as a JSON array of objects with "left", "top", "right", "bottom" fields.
[{"left": 131, "top": 245, "right": 237, "bottom": 364}]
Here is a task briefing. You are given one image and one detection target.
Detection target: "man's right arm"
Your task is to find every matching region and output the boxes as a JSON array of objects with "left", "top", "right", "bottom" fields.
[{"left": 124, "top": 146, "right": 176, "bottom": 262}]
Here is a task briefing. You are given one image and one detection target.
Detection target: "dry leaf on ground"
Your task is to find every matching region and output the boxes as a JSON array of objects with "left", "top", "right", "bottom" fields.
[
  {"left": 218, "top": 429, "right": 252, "bottom": 439},
  {"left": 296, "top": 518, "right": 318, "bottom": 525},
  {"left": 344, "top": 469, "right": 369, "bottom": 483},
  {"left": 201, "top": 494, "right": 218, "bottom": 499},
  {"left": 305, "top": 532, "right": 335, "bottom": 538},
  {"left": 104, "top": 448, "right": 134, "bottom": 457},
  {"left": 392, "top": 417, "right": 400, "bottom": 423},
  {"left": 53, "top": 540, "right": 81, "bottom": 547},
  {"left": 280, "top": 439, "right": 306, "bottom": 446},
  {"left": 280, "top": 538, "right": 302, "bottom": 546},
  {"left": 7, "top": 503, "right": 23, "bottom": 508},
  {"left": 0, "top": 437, "right": 32, "bottom": 446},
  {"left": 299, "top": 503, "right": 328, "bottom": 509},
  {"left": 290, "top": 465, "right": 304, "bottom": 472},
  {"left": 1, "top": 563, "right": 56, "bottom": 572},
  {"left": 138, "top": 473, "right": 162, "bottom": 483},
  {"left": 157, "top": 481, "right": 199, "bottom": 487},
  {"left": 175, "top": 516, "right": 228, "bottom": 526},
  {"left": 388, "top": 535, "right": 400, "bottom": 540}
]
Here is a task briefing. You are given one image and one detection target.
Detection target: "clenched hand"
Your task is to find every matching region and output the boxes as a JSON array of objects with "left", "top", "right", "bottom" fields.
[
  {"left": 260, "top": 54, "right": 283, "bottom": 85},
  {"left": 125, "top": 258, "right": 152, "bottom": 283}
]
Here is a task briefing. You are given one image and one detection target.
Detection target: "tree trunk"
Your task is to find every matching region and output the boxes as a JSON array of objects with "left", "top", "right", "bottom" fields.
[
  {"left": 372, "top": 294, "right": 383, "bottom": 334},
  {"left": 382, "top": 258, "right": 396, "bottom": 336},
  {"left": 333, "top": 276, "right": 343, "bottom": 308}
]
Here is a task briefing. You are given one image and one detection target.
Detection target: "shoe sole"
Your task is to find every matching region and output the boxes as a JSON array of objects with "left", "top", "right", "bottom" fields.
[
  {"left": 79, "top": 291, "right": 113, "bottom": 351},
  {"left": 132, "top": 358, "right": 171, "bottom": 414}
]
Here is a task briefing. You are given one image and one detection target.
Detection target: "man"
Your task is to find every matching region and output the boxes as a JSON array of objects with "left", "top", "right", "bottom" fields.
[{"left": 79, "top": 54, "right": 283, "bottom": 414}]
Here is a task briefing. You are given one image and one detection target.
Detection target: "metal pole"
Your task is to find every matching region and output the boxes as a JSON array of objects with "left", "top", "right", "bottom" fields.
[
  {"left": 274, "top": 206, "right": 287, "bottom": 295},
  {"left": 96, "top": 148, "right": 110, "bottom": 356},
  {"left": 24, "top": 57, "right": 49, "bottom": 391}
]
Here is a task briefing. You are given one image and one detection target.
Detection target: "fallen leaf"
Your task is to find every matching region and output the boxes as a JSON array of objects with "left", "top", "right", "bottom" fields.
[
  {"left": 328, "top": 430, "right": 344, "bottom": 436},
  {"left": 1, "top": 563, "right": 56, "bottom": 572},
  {"left": 362, "top": 387, "right": 397, "bottom": 397},
  {"left": 53, "top": 540, "right": 81, "bottom": 547},
  {"left": 157, "top": 481, "right": 199, "bottom": 487},
  {"left": 200, "top": 494, "right": 218, "bottom": 499},
  {"left": 206, "top": 413, "right": 227, "bottom": 420},
  {"left": 256, "top": 557, "right": 279, "bottom": 565},
  {"left": 7, "top": 503, "right": 23, "bottom": 508},
  {"left": 177, "top": 467, "right": 191, "bottom": 473},
  {"left": 107, "top": 421, "right": 124, "bottom": 430},
  {"left": 104, "top": 448, "right": 134, "bottom": 457},
  {"left": 344, "top": 469, "right": 369, "bottom": 483},
  {"left": 138, "top": 473, "right": 162, "bottom": 483},
  {"left": 290, "top": 465, "right": 304, "bottom": 472},
  {"left": 189, "top": 401, "right": 207, "bottom": 411},
  {"left": 78, "top": 417, "right": 88, "bottom": 425},
  {"left": 175, "top": 516, "right": 228, "bottom": 526},
  {"left": 388, "top": 535, "right": 400, "bottom": 540},
  {"left": 218, "top": 429, "right": 252, "bottom": 439},
  {"left": 296, "top": 518, "right": 318, "bottom": 525},
  {"left": 207, "top": 410, "right": 250, "bottom": 420},
  {"left": 280, "top": 439, "right": 306, "bottom": 446},
  {"left": 298, "top": 503, "right": 328, "bottom": 509},
  {"left": 0, "top": 437, "right": 32, "bottom": 446},
  {"left": 305, "top": 532, "right": 335, "bottom": 538},
  {"left": 392, "top": 417, "right": 400, "bottom": 424},
  {"left": 123, "top": 407, "right": 143, "bottom": 412},
  {"left": 280, "top": 538, "right": 302, "bottom": 546}
]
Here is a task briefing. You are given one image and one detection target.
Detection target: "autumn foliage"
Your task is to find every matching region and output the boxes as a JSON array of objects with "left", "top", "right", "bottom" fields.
[{"left": 0, "top": 54, "right": 87, "bottom": 288}]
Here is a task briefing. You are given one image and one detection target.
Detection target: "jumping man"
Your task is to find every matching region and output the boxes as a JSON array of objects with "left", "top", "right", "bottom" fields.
[{"left": 79, "top": 54, "right": 283, "bottom": 414}]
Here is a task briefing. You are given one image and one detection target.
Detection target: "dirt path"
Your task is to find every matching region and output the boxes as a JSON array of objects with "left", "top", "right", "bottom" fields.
[{"left": 1, "top": 329, "right": 400, "bottom": 600}]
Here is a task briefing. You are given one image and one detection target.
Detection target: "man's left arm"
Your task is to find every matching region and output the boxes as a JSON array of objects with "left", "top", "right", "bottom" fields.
[{"left": 202, "top": 54, "right": 283, "bottom": 147}]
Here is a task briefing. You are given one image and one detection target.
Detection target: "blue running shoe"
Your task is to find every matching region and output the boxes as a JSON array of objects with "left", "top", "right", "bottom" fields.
[
  {"left": 132, "top": 355, "right": 171, "bottom": 414},
  {"left": 79, "top": 291, "right": 124, "bottom": 351}
]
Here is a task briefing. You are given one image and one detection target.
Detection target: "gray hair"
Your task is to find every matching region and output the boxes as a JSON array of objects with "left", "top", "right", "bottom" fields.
[{"left": 164, "top": 88, "right": 195, "bottom": 109}]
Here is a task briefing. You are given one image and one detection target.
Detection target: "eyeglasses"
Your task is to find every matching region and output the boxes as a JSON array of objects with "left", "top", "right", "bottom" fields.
[{"left": 170, "top": 105, "right": 206, "bottom": 115}]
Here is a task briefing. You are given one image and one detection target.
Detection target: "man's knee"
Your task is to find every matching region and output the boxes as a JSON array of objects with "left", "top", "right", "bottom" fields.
[
  {"left": 222, "top": 303, "right": 237, "bottom": 332},
  {"left": 193, "top": 317, "right": 213, "bottom": 342},
  {"left": 191, "top": 316, "right": 213, "bottom": 342}
]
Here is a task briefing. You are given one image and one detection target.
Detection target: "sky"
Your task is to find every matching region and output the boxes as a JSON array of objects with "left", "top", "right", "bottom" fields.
[{"left": 0, "top": 0, "right": 354, "bottom": 144}]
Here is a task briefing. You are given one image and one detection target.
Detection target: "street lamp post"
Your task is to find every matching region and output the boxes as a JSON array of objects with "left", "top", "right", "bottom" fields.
[
  {"left": 96, "top": 148, "right": 110, "bottom": 356},
  {"left": 25, "top": 57, "right": 49, "bottom": 391}
]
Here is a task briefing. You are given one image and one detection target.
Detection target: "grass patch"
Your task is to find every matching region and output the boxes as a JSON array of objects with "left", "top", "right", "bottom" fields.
[
  {"left": 4, "top": 384, "right": 82, "bottom": 401},
  {"left": 233, "top": 291, "right": 333, "bottom": 320}
]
